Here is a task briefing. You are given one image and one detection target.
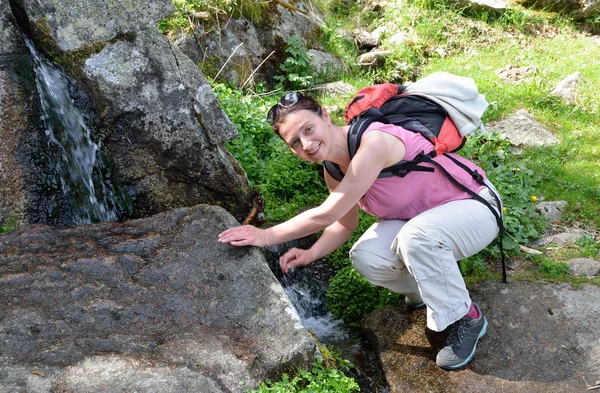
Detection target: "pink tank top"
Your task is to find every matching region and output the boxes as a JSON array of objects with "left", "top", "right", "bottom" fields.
[{"left": 357, "top": 122, "right": 486, "bottom": 220}]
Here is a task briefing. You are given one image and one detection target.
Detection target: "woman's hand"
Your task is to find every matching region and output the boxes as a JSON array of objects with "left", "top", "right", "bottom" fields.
[
  {"left": 279, "top": 247, "right": 314, "bottom": 274},
  {"left": 218, "top": 225, "right": 267, "bottom": 247}
]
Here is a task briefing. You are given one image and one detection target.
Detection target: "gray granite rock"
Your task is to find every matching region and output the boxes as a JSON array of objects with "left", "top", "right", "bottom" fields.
[{"left": 0, "top": 205, "right": 317, "bottom": 392}]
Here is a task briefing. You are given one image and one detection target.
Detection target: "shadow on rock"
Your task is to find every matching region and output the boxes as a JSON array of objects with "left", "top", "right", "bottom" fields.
[{"left": 363, "top": 280, "right": 599, "bottom": 392}]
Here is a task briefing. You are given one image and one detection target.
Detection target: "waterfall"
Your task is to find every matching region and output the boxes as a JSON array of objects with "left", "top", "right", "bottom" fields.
[{"left": 24, "top": 37, "right": 122, "bottom": 224}]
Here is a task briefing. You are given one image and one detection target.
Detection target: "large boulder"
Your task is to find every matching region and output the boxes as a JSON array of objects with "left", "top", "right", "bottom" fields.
[
  {"left": 0, "top": 204, "right": 317, "bottom": 392},
  {"left": 1, "top": 0, "right": 258, "bottom": 226}
]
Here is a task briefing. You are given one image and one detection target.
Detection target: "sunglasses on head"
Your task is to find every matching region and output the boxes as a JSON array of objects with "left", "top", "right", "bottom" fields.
[{"left": 266, "top": 91, "right": 302, "bottom": 125}]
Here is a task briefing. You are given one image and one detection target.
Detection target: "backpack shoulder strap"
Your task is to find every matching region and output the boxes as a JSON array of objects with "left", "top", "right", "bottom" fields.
[
  {"left": 323, "top": 160, "right": 344, "bottom": 182},
  {"left": 348, "top": 108, "right": 389, "bottom": 159}
]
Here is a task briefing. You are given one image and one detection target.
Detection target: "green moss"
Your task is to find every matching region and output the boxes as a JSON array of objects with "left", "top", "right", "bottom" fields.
[
  {"left": 0, "top": 217, "right": 17, "bottom": 234},
  {"left": 231, "top": 58, "right": 253, "bottom": 85},
  {"left": 197, "top": 55, "right": 221, "bottom": 81},
  {"left": 158, "top": 0, "right": 273, "bottom": 36}
]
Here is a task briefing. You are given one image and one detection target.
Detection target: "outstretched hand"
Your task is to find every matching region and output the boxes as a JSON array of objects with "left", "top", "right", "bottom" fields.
[
  {"left": 218, "top": 225, "right": 267, "bottom": 247},
  {"left": 279, "top": 247, "right": 314, "bottom": 274}
]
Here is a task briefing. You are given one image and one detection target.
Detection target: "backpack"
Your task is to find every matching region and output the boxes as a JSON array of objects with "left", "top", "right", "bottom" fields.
[{"left": 323, "top": 82, "right": 508, "bottom": 282}]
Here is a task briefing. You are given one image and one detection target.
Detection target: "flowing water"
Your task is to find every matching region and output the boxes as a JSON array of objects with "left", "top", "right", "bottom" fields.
[
  {"left": 25, "top": 37, "right": 123, "bottom": 224},
  {"left": 265, "top": 242, "right": 389, "bottom": 393}
]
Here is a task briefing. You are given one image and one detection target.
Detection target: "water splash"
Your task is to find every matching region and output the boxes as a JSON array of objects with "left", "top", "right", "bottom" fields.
[
  {"left": 265, "top": 243, "right": 349, "bottom": 344},
  {"left": 25, "top": 37, "right": 121, "bottom": 224}
]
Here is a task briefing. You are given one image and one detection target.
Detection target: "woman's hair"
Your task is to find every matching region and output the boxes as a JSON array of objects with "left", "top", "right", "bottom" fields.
[{"left": 268, "top": 92, "right": 322, "bottom": 135}]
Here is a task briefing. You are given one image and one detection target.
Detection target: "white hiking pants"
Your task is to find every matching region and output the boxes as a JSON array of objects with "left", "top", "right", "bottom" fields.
[{"left": 350, "top": 182, "right": 502, "bottom": 332}]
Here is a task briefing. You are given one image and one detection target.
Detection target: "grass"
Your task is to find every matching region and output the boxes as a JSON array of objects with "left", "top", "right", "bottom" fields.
[{"left": 0, "top": 217, "right": 16, "bottom": 234}]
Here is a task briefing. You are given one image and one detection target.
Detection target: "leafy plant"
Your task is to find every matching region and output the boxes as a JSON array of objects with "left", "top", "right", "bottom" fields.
[
  {"left": 247, "top": 358, "right": 359, "bottom": 393},
  {"left": 158, "top": 0, "right": 269, "bottom": 35},
  {"left": 325, "top": 211, "right": 378, "bottom": 270},
  {"left": 326, "top": 265, "right": 401, "bottom": 327},
  {"left": 214, "top": 83, "right": 278, "bottom": 183},
  {"left": 459, "top": 254, "right": 496, "bottom": 282},
  {"left": 574, "top": 235, "right": 600, "bottom": 258},
  {"left": 459, "top": 132, "right": 547, "bottom": 254},
  {"left": 0, "top": 217, "right": 16, "bottom": 234},
  {"left": 274, "top": 36, "right": 314, "bottom": 91},
  {"left": 539, "top": 259, "right": 571, "bottom": 280}
]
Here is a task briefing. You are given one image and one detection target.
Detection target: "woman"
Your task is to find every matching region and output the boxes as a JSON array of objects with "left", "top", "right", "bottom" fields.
[{"left": 218, "top": 91, "right": 502, "bottom": 370}]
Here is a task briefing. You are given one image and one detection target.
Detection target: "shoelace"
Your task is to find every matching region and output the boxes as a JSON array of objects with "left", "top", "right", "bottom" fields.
[{"left": 446, "top": 318, "right": 468, "bottom": 347}]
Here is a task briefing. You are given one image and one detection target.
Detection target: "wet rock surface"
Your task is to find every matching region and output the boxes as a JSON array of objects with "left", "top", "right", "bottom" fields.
[
  {"left": 0, "top": 205, "right": 316, "bottom": 392},
  {"left": 2, "top": 0, "right": 258, "bottom": 226},
  {"left": 363, "top": 280, "right": 599, "bottom": 392}
]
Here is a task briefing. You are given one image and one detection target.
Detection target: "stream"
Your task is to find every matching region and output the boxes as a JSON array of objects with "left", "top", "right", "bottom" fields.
[{"left": 264, "top": 239, "right": 390, "bottom": 393}]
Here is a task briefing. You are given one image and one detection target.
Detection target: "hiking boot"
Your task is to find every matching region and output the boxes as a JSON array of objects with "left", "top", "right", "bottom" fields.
[
  {"left": 404, "top": 292, "right": 425, "bottom": 309},
  {"left": 436, "top": 303, "right": 487, "bottom": 370}
]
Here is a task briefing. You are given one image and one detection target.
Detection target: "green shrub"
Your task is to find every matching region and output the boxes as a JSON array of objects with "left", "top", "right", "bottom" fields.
[
  {"left": 214, "top": 83, "right": 278, "bottom": 184},
  {"left": 0, "top": 217, "right": 16, "bottom": 234},
  {"left": 575, "top": 235, "right": 600, "bottom": 258},
  {"left": 247, "top": 358, "right": 359, "bottom": 393},
  {"left": 459, "top": 132, "right": 547, "bottom": 254},
  {"left": 158, "top": 0, "right": 269, "bottom": 35},
  {"left": 539, "top": 259, "right": 570, "bottom": 280},
  {"left": 326, "top": 265, "right": 401, "bottom": 327},
  {"left": 274, "top": 36, "right": 315, "bottom": 91},
  {"left": 325, "top": 211, "right": 378, "bottom": 270}
]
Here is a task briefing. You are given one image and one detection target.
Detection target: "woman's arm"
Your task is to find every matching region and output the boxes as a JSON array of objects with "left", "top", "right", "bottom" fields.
[
  {"left": 279, "top": 173, "right": 360, "bottom": 272},
  {"left": 218, "top": 130, "right": 405, "bottom": 247}
]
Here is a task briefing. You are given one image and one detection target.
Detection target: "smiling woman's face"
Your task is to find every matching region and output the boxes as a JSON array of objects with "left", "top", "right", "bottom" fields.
[{"left": 278, "top": 109, "right": 330, "bottom": 162}]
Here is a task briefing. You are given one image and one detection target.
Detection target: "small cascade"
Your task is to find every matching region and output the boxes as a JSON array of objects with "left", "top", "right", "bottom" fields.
[
  {"left": 24, "top": 37, "right": 124, "bottom": 224},
  {"left": 265, "top": 242, "right": 349, "bottom": 344},
  {"left": 264, "top": 240, "right": 390, "bottom": 392}
]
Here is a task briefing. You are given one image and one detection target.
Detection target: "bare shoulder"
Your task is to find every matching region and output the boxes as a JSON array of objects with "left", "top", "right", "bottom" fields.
[{"left": 359, "top": 129, "right": 406, "bottom": 167}]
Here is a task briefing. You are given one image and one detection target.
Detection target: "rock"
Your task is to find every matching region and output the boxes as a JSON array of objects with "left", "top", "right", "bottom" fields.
[
  {"left": 566, "top": 257, "right": 600, "bottom": 277},
  {"left": 335, "top": 27, "right": 355, "bottom": 43},
  {"left": 535, "top": 200, "right": 568, "bottom": 222},
  {"left": 0, "top": 205, "right": 317, "bottom": 392},
  {"left": 0, "top": 0, "right": 73, "bottom": 227},
  {"left": 15, "top": 0, "right": 174, "bottom": 51},
  {"left": 388, "top": 32, "right": 410, "bottom": 46},
  {"left": 529, "top": 228, "right": 589, "bottom": 247},
  {"left": 362, "top": 281, "right": 600, "bottom": 392},
  {"left": 496, "top": 65, "right": 537, "bottom": 83},
  {"left": 520, "top": 0, "right": 599, "bottom": 19},
  {"left": 551, "top": 72, "right": 581, "bottom": 104},
  {"left": 354, "top": 28, "right": 380, "bottom": 49},
  {"left": 486, "top": 109, "right": 560, "bottom": 147},
  {"left": 371, "top": 26, "right": 386, "bottom": 41},
  {"left": 314, "top": 81, "right": 356, "bottom": 97},
  {"left": 579, "top": 0, "right": 600, "bottom": 17},
  {"left": 452, "top": 0, "right": 509, "bottom": 11},
  {"left": 173, "top": 2, "right": 324, "bottom": 87},
  {"left": 308, "top": 49, "right": 346, "bottom": 79},
  {"left": 3, "top": 0, "right": 259, "bottom": 224},
  {"left": 358, "top": 50, "right": 393, "bottom": 67},
  {"left": 82, "top": 27, "right": 257, "bottom": 220}
]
